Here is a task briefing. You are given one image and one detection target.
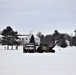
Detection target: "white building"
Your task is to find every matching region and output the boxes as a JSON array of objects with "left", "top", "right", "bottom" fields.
[
  {"left": 19, "top": 34, "right": 40, "bottom": 45},
  {"left": 0, "top": 35, "right": 3, "bottom": 44}
]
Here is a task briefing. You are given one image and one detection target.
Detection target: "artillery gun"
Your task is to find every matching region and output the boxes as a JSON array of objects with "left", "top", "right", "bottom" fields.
[
  {"left": 23, "top": 42, "right": 57, "bottom": 53},
  {"left": 37, "top": 44, "right": 56, "bottom": 53}
]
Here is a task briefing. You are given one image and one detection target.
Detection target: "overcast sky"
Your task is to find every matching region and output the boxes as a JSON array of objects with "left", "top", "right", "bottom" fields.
[{"left": 0, "top": 0, "right": 76, "bottom": 35}]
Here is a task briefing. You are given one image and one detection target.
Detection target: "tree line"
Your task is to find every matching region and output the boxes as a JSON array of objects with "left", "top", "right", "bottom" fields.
[
  {"left": 0, "top": 26, "right": 36, "bottom": 50},
  {"left": 0, "top": 26, "right": 76, "bottom": 49},
  {"left": 37, "top": 30, "right": 76, "bottom": 48}
]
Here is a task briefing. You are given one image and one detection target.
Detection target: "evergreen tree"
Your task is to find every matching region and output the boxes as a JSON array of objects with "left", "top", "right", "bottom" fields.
[
  {"left": 37, "top": 32, "right": 44, "bottom": 44},
  {"left": 1, "top": 26, "right": 20, "bottom": 49},
  {"left": 57, "top": 34, "right": 67, "bottom": 48},
  {"left": 53, "top": 30, "right": 60, "bottom": 40},
  {"left": 30, "top": 35, "right": 35, "bottom": 43}
]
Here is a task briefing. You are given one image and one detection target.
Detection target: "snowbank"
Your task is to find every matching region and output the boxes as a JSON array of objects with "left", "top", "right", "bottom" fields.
[{"left": 0, "top": 45, "right": 76, "bottom": 75}]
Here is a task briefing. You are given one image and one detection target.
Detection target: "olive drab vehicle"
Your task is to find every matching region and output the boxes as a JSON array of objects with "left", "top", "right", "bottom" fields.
[
  {"left": 23, "top": 43, "right": 56, "bottom": 53},
  {"left": 23, "top": 43, "right": 36, "bottom": 53},
  {"left": 37, "top": 40, "right": 60, "bottom": 53},
  {"left": 23, "top": 37, "right": 58, "bottom": 53},
  {"left": 37, "top": 44, "right": 56, "bottom": 53}
]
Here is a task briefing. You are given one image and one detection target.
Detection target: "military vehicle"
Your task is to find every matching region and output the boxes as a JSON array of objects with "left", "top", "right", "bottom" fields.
[
  {"left": 37, "top": 44, "right": 56, "bottom": 53},
  {"left": 23, "top": 43, "right": 36, "bottom": 53},
  {"left": 23, "top": 43, "right": 56, "bottom": 53}
]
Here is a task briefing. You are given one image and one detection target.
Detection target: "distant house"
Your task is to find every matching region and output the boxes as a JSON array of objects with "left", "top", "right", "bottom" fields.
[
  {"left": 0, "top": 35, "right": 3, "bottom": 44},
  {"left": 19, "top": 34, "right": 40, "bottom": 45}
]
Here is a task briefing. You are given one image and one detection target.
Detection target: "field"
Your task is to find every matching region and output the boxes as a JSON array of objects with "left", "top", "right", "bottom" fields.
[{"left": 0, "top": 45, "right": 76, "bottom": 75}]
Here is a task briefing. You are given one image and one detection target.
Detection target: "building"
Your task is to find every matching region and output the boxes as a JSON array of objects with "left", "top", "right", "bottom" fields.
[
  {"left": 0, "top": 35, "right": 3, "bottom": 44},
  {"left": 19, "top": 34, "right": 40, "bottom": 45}
]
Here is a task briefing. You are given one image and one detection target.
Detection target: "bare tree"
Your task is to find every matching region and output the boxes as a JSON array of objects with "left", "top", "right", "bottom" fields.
[{"left": 37, "top": 32, "right": 42, "bottom": 38}]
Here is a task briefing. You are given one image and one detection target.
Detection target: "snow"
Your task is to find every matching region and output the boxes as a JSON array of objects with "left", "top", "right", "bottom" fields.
[{"left": 0, "top": 45, "right": 76, "bottom": 75}]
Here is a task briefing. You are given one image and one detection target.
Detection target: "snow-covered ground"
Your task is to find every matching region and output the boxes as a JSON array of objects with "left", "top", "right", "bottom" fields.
[{"left": 0, "top": 45, "right": 76, "bottom": 75}]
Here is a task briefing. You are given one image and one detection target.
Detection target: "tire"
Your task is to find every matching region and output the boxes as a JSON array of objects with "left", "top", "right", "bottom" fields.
[
  {"left": 31, "top": 51, "right": 34, "bottom": 53},
  {"left": 39, "top": 51, "right": 43, "bottom": 53},
  {"left": 38, "top": 50, "right": 43, "bottom": 53},
  {"left": 28, "top": 50, "right": 34, "bottom": 53},
  {"left": 23, "top": 49, "right": 27, "bottom": 53},
  {"left": 23, "top": 51, "right": 27, "bottom": 53},
  {"left": 50, "top": 50, "right": 55, "bottom": 53},
  {"left": 37, "top": 47, "right": 43, "bottom": 53}
]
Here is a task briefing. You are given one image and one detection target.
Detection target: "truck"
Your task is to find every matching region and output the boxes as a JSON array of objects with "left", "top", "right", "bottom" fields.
[
  {"left": 23, "top": 43, "right": 36, "bottom": 53},
  {"left": 23, "top": 43, "right": 56, "bottom": 53}
]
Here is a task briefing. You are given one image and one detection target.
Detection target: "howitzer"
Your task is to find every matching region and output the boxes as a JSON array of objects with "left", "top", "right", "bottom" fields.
[{"left": 37, "top": 43, "right": 56, "bottom": 53}]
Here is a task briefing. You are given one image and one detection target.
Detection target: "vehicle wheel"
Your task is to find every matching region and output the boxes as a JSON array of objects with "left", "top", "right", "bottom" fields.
[
  {"left": 37, "top": 47, "right": 43, "bottom": 53},
  {"left": 23, "top": 49, "right": 27, "bottom": 53},
  {"left": 50, "top": 50, "right": 55, "bottom": 53},
  {"left": 31, "top": 50, "right": 34, "bottom": 53},
  {"left": 38, "top": 50, "right": 43, "bottom": 53},
  {"left": 28, "top": 51, "right": 31, "bottom": 53},
  {"left": 23, "top": 51, "right": 27, "bottom": 53},
  {"left": 39, "top": 51, "right": 43, "bottom": 53},
  {"left": 31, "top": 51, "right": 34, "bottom": 53},
  {"left": 28, "top": 50, "right": 34, "bottom": 53}
]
